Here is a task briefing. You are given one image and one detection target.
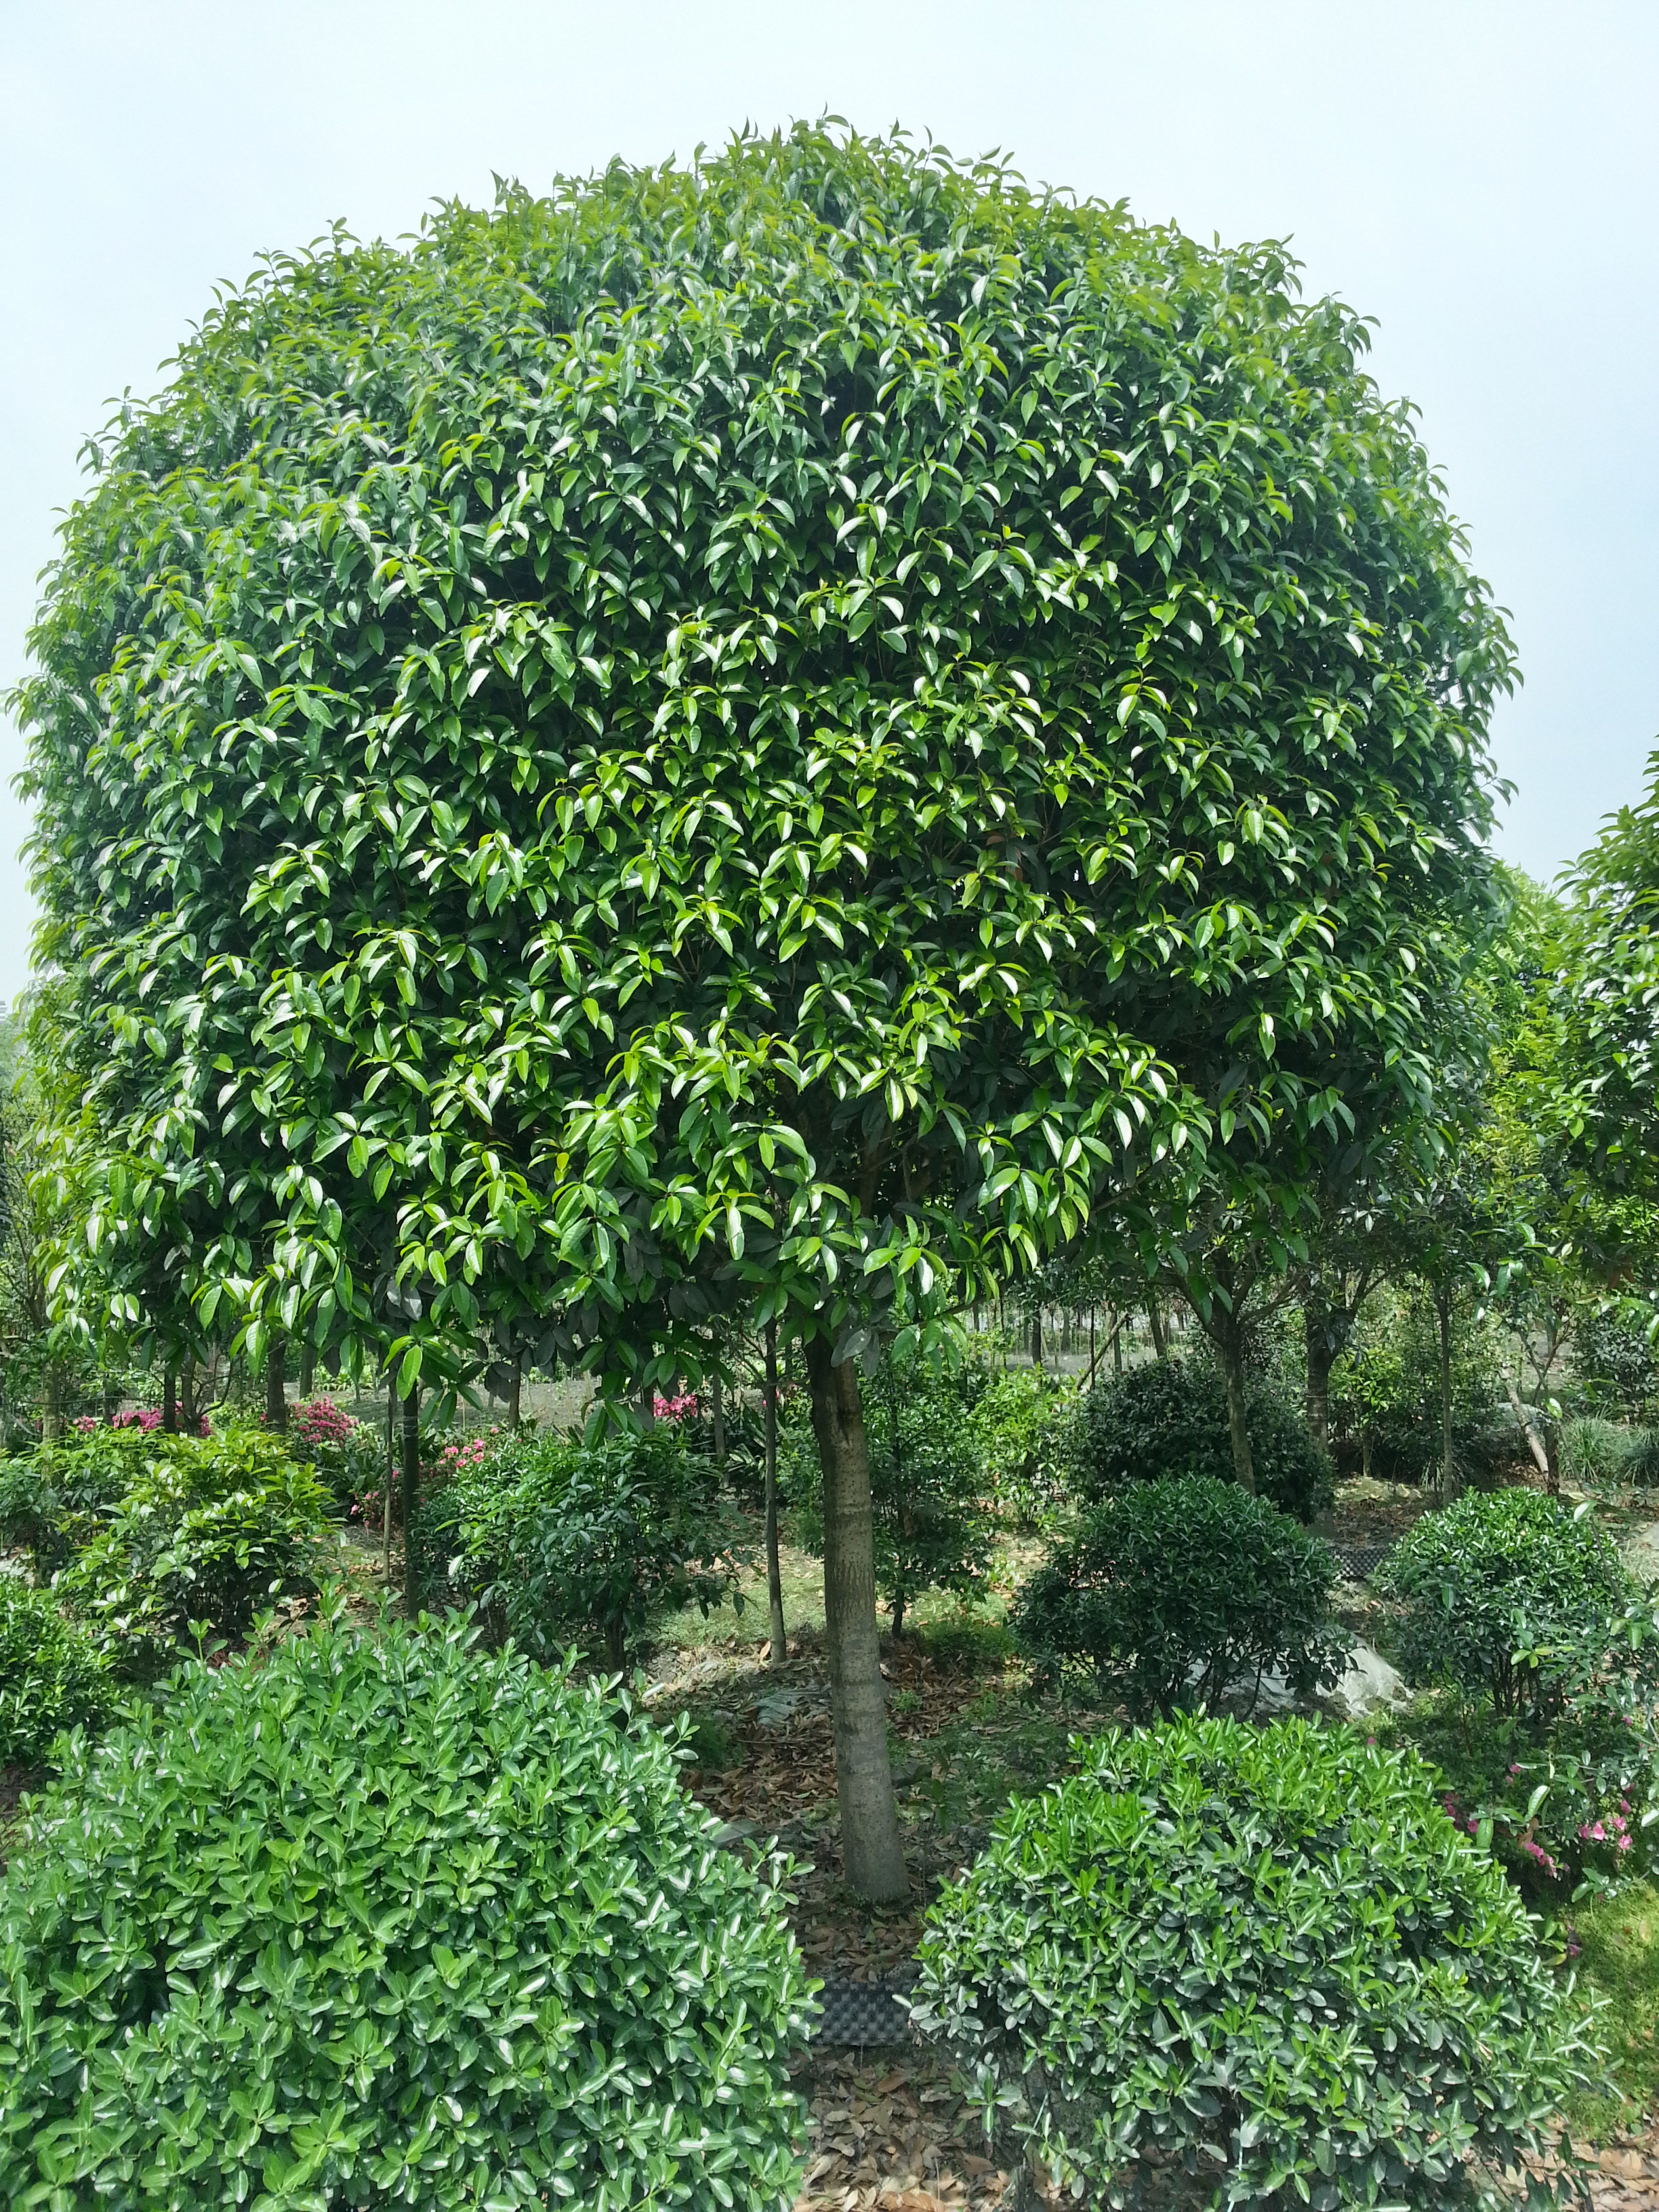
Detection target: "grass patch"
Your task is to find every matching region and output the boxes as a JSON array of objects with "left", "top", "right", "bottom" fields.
[{"left": 1566, "top": 1881, "right": 1659, "bottom": 2140}]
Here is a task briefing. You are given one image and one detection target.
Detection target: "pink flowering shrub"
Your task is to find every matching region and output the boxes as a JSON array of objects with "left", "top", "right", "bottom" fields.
[
  {"left": 73, "top": 1408, "right": 211, "bottom": 1437},
  {"left": 653, "top": 1392, "right": 699, "bottom": 1422}
]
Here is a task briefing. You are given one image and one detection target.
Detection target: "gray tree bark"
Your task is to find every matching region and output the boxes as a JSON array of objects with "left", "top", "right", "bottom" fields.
[
  {"left": 764, "top": 1317, "right": 786, "bottom": 1664},
  {"left": 805, "top": 1334, "right": 908, "bottom": 1902}
]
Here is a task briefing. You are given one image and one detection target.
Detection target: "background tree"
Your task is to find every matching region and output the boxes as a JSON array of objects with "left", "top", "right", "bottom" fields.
[{"left": 14, "top": 125, "right": 1512, "bottom": 1898}]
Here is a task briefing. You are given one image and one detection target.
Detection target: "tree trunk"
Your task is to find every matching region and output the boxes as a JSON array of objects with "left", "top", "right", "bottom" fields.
[
  {"left": 1147, "top": 1296, "right": 1168, "bottom": 1361},
  {"left": 1114, "top": 1307, "right": 1124, "bottom": 1376},
  {"left": 383, "top": 1376, "right": 395, "bottom": 1582},
  {"left": 1304, "top": 1308, "right": 1334, "bottom": 1450},
  {"left": 1437, "top": 1290, "right": 1458, "bottom": 1500},
  {"left": 764, "top": 1318, "right": 785, "bottom": 1663},
  {"left": 42, "top": 1363, "right": 62, "bottom": 1443},
  {"left": 1030, "top": 1307, "right": 1042, "bottom": 1369},
  {"left": 266, "top": 1333, "right": 287, "bottom": 1433},
  {"left": 180, "top": 1354, "right": 198, "bottom": 1433},
  {"left": 711, "top": 1359, "right": 726, "bottom": 1467},
  {"left": 400, "top": 1374, "right": 422, "bottom": 1610},
  {"left": 804, "top": 1334, "right": 907, "bottom": 1902},
  {"left": 162, "top": 1366, "right": 178, "bottom": 1435},
  {"left": 508, "top": 1354, "right": 522, "bottom": 1429},
  {"left": 299, "top": 1338, "right": 316, "bottom": 1396},
  {"left": 1214, "top": 1309, "right": 1256, "bottom": 1494},
  {"left": 638, "top": 1378, "right": 655, "bottom": 1424}
]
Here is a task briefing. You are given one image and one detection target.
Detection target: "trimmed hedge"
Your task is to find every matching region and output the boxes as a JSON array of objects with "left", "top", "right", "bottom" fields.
[
  {"left": 913, "top": 1715, "right": 1606, "bottom": 2209},
  {"left": 0, "top": 1607, "right": 814, "bottom": 2211},
  {"left": 1375, "top": 1488, "right": 1636, "bottom": 1717},
  {"left": 1014, "top": 1477, "right": 1345, "bottom": 1717},
  {"left": 1069, "top": 1355, "right": 1333, "bottom": 1522}
]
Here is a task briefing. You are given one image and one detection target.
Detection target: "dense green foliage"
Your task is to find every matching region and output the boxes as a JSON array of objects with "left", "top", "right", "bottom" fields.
[
  {"left": 0, "top": 1432, "right": 141, "bottom": 1576},
  {"left": 0, "top": 1580, "right": 112, "bottom": 1766},
  {"left": 912, "top": 1715, "right": 1605, "bottom": 2209},
  {"left": 1069, "top": 1353, "right": 1333, "bottom": 1520},
  {"left": 1375, "top": 1490, "right": 1636, "bottom": 1717},
  {"left": 1329, "top": 1289, "right": 1510, "bottom": 1486},
  {"left": 0, "top": 1609, "right": 812, "bottom": 2211},
  {"left": 1393, "top": 1599, "right": 1659, "bottom": 1892},
  {"left": 15, "top": 124, "right": 1512, "bottom": 1399},
  {"left": 1013, "top": 1477, "right": 1344, "bottom": 1717},
  {"left": 785, "top": 1343, "right": 993, "bottom": 1635},
  {"left": 419, "top": 1422, "right": 739, "bottom": 1664},
  {"left": 968, "top": 1365, "right": 1076, "bottom": 1530},
  {"left": 47, "top": 1430, "right": 331, "bottom": 1668}
]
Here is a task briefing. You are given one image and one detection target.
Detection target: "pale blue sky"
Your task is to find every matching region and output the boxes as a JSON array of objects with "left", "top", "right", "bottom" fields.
[{"left": 3, "top": 1, "right": 1656, "bottom": 1005}]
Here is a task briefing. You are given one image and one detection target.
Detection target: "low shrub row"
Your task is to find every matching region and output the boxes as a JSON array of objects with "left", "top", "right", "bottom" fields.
[{"left": 0, "top": 1603, "right": 1612, "bottom": 2212}]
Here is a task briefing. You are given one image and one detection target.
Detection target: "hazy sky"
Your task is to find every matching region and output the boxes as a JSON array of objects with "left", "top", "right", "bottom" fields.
[{"left": 3, "top": 1, "right": 1656, "bottom": 1007}]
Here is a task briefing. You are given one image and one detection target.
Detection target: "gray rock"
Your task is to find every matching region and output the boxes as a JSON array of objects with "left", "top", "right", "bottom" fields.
[
  {"left": 756, "top": 1685, "right": 830, "bottom": 1728},
  {"left": 1333, "top": 1641, "right": 1409, "bottom": 1719}
]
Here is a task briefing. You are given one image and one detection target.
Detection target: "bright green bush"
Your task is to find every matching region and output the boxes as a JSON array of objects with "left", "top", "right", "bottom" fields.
[
  {"left": 52, "top": 1431, "right": 331, "bottom": 1668},
  {"left": 420, "top": 1423, "right": 741, "bottom": 1666},
  {"left": 1374, "top": 1489, "right": 1636, "bottom": 1718},
  {"left": 0, "top": 1607, "right": 813, "bottom": 2211},
  {"left": 0, "top": 1581, "right": 112, "bottom": 1765},
  {"left": 1013, "top": 1477, "right": 1345, "bottom": 1717},
  {"left": 1068, "top": 1355, "right": 1332, "bottom": 1522},
  {"left": 785, "top": 1342, "right": 992, "bottom": 1637},
  {"left": 912, "top": 1715, "right": 1607, "bottom": 2209},
  {"left": 970, "top": 1367, "right": 1076, "bottom": 1530}
]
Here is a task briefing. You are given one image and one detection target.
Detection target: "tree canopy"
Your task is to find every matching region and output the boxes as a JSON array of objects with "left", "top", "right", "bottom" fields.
[
  {"left": 17, "top": 121, "right": 1510, "bottom": 1387},
  {"left": 14, "top": 123, "right": 1513, "bottom": 1896}
]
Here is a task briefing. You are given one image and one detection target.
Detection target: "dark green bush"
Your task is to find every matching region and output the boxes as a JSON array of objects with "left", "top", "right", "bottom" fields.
[
  {"left": 1013, "top": 1477, "right": 1345, "bottom": 1717},
  {"left": 1374, "top": 1489, "right": 1636, "bottom": 1718},
  {"left": 912, "top": 1715, "right": 1607, "bottom": 2209},
  {"left": 1068, "top": 1354, "right": 1332, "bottom": 1521},
  {"left": 52, "top": 1431, "right": 331, "bottom": 1668},
  {"left": 0, "top": 1607, "right": 813, "bottom": 2211},
  {"left": 0, "top": 1432, "right": 148, "bottom": 1576},
  {"left": 0, "top": 1582, "right": 112, "bottom": 1766},
  {"left": 420, "top": 1423, "right": 741, "bottom": 1666},
  {"left": 1574, "top": 1305, "right": 1659, "bottom": 1425},
  {"left": 785, "top": 1342, "right": 992, "bottom": 1636},
  {"left": 1330, "top": 1292, "right": 1511, "bottom": 1486}
]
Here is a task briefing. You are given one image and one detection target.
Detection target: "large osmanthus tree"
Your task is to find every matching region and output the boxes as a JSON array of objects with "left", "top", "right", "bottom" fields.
[{"left": 14, "top": 126, "right": 1509, "bottom": 1897}]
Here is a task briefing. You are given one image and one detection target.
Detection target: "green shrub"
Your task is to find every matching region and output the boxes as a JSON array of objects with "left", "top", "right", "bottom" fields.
[
  {"left": 420, "top": 1422, "right": 741, "bottom": 1666},
  {"left": 0, "top": 1431, "right": 150, "bottom": 1576},
  {"left": 52, "top": 1431, "right": 331, "bottom": 1668},
  {"left": 1330, "top": 1290, "right": 1510, "bottom": 1486},
  {"left": 1574, "top": 1305, "right": 1659, "bottom": 1425},
  {"left": 1374, "top": 1489, "right": 1636, "bottom": 1718},
  {"left": 1013, "top": 1477, "right": 1345, "bottom": 1718},
  {"left": 0, "top": 1582, "right": 112, "bottom": 1765},
  {"left": 912, "top": 1715, "right": 1607, "bottom": 2209},
  {"left": 1069, "top": 1354, "right": 1332, "bottom": 1522},
  {"left": 970, "top": 1367, "right": 1076, "bottom": 1530},
  {"left": 1386, "top": 1589, "right": 1659, "bottom": 1893},
  {"left": 0, "top": 1607, "right": 812, "bottom": 2211},
  {"left": 785, "top": 1341, "right": 992, "bottom": 1636}
]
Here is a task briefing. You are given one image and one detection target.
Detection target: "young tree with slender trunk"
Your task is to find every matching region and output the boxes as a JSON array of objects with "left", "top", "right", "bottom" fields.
[{"left": 14, "top": 127, "right": 1513, "bottom": 1895}]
